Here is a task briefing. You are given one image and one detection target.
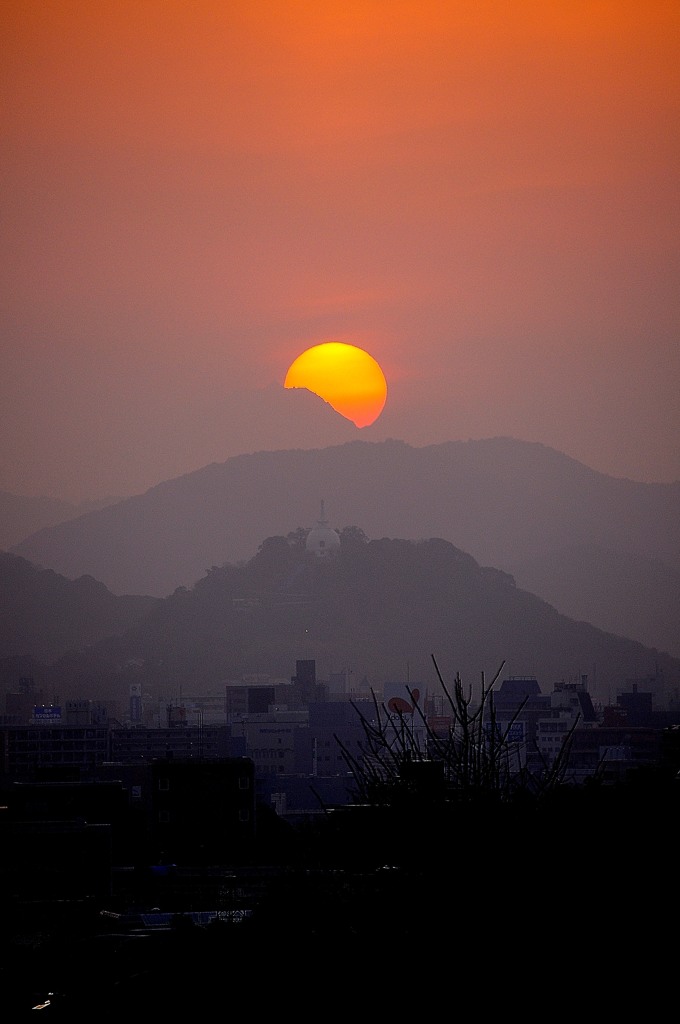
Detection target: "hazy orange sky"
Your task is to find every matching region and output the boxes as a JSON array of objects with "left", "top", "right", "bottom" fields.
[{"left": 2, "top": 1, "right": 679, "bottom": 502}]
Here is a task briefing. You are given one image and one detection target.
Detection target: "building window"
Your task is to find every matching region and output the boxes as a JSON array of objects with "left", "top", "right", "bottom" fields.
[
  {"left": 238, "top": 776, "right": 250, "bottom": 790},
  {"left": 158, "top": 778, "right": 170, "bottom": 791},
  {"left": 158, "top": 810, "right": 170, "bottom": 823}
]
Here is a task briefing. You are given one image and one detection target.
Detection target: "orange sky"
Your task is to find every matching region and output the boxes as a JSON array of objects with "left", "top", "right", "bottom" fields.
[{"left": 2, "top": 2, "right": 679, "bottom": 500}]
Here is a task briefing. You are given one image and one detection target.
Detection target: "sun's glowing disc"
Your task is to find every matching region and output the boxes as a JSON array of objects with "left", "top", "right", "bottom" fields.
[{"left": 284, "top": 342, "right": 387, "bottom": 427}]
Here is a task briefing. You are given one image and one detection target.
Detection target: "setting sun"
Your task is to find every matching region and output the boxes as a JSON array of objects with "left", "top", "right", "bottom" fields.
[{"left": 284, "top": 342, "right": 387, "bottom": 427}]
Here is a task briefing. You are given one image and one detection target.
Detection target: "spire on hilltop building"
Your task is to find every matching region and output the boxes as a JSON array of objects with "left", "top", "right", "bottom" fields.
[{"left": 306, "top": 499, "right": 340, "bottom": 558}]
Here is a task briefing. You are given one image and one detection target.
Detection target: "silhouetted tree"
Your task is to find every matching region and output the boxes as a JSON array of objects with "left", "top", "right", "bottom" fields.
[
  {"left": 286, "top": 527, "right": 309, "bottom": 549},
  {"left": 339, "top": 525, "right": 369, "bottom": 547},
  {"left": 336, "top": 655, "right": 579, "bottom": 809}
]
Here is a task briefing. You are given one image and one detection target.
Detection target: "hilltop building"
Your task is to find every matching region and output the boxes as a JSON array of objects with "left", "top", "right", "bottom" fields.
[{"left": 305, "top": 500, "right": 340, "bottom": 558}]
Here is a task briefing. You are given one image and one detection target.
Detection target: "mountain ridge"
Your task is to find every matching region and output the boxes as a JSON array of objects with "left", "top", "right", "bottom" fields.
[
  {"left": 0, "top": 551, "right": 158, "bottom": 665},
  {"left": 9, "top": 437, "right": 680, "bottom": 658},
  {"left": 2, "top": 533, "right": 677, "bottom": 711}
]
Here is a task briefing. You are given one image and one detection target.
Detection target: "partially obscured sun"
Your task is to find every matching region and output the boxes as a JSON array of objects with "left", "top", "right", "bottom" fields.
[{"left": 284, "top": 342, "right": 387, "bottom": 427}]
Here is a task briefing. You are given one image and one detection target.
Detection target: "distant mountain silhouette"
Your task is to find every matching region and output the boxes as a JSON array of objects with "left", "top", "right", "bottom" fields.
[
  {"left": 10, "top": 437, "right": 680, "bottom": 657},
  {"left": 6, "top": 533, "right": 677, "bottom": 710},
  {"left": 0, "top": 552, "right": 158, "bottom": 664},
  {"left": 1, "top": 384, "right": 359, "bottom": 552},
  {"left": 507, "top": 545, "right": 680, "bottom": 661},
  {"left": 0, "top": 491, "right": 125, "bottom": 551}
]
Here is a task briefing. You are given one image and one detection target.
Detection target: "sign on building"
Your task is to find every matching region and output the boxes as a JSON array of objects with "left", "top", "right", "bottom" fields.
[{"left": 33, "top": 705, "right": 62, "bottom": 722}]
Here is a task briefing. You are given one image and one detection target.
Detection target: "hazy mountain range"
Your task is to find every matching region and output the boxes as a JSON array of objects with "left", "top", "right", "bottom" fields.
[
  {"left": 0, "top": 491, "right": 124, "bottom": 552},
  {"left": 0, "top": 552, "right": 157, "bottom": 665},
  {"left": 6, "top": 436, "right": 680, "bottom": 662},
  {"left": 1, "top": 533, "right": 677, "bottom": 711}
]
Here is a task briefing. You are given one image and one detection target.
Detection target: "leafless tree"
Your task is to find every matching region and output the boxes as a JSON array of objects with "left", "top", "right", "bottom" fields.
[{"left": 335, "top": 654, "right": 582, "bottom": 809}]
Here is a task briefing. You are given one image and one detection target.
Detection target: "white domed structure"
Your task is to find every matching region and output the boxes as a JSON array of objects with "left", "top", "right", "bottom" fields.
[{"left": 306, "top": 500, "right": 341, "bottom": 558}]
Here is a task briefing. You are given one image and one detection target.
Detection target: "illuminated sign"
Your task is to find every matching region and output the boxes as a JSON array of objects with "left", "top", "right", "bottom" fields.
[{"left": 33, "top": 706, "right": 62, "bottom": 721}]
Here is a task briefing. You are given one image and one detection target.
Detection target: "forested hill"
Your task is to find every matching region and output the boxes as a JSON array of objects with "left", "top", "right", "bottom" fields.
[
  {"left": 6, "top": 533, "right": 676, "bottom": 711},
  {"left": 11, "top": 438, "right": 680, "bottom": 658},
  {"left": 0, "top": 552, "right": 158, "bottom": 665}
]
